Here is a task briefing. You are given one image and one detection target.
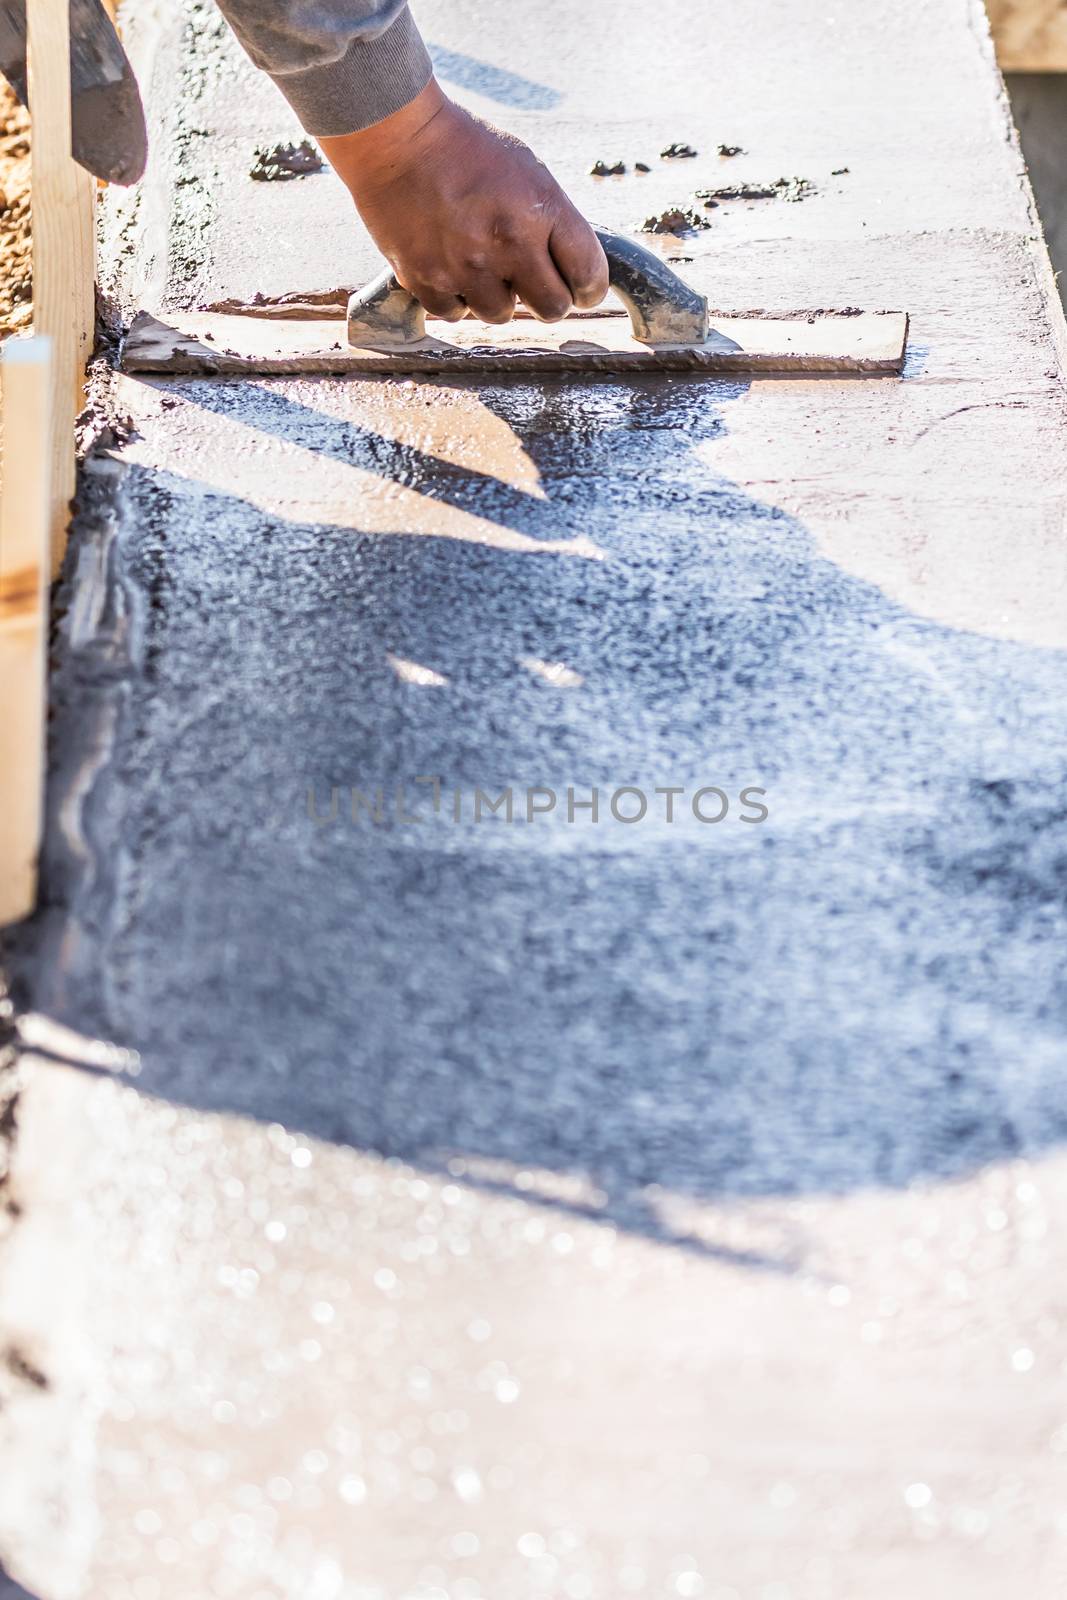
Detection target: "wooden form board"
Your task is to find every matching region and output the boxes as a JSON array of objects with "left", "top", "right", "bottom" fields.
[
  {"left": 122, "top": 308, "right": 910, "bottom": 378},
  {"left": 28, "top": 0, "right": 96, "bottom": 575},
  {"left": 0, "top": 338, "right": 52, "bottom": 927},
  {"left": 987, "top": 0, "right": 1067, "bottom": 70}
]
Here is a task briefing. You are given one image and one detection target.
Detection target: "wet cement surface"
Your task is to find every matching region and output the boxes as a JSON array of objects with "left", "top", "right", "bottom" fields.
[
  {"left": 25, "top": 370, "right": 1067, "bottom": 1205},
  {"left": 4, "top": 0, "right": 1067, "bottom": 1594},
  {"left": 6, "top": 1062, "right": 1066, "bottom": 1600}
]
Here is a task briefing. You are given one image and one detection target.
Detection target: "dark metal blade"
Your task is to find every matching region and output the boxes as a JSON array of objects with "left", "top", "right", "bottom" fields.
[{"left": 0, "top": 0, "right": 147, "bottom": 186}]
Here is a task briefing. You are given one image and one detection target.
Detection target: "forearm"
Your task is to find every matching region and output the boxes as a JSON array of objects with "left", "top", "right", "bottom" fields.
[
  {"left": 215, "top": 0, "right": 608, "bottom": 327},
  {"left": 213, "top": 0, "right": 432, "bottom": 135}
]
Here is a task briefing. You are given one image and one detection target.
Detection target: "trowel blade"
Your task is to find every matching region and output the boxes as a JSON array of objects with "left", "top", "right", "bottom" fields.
[{"left": 0, "top": 0, "right": 148, "bottom": 185}]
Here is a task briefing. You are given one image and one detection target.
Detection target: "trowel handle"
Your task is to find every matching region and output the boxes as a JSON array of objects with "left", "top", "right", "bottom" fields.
[
  {"left": 591, "top": 227, "right": 708, "bottom": 345},
  {"left": 347, "top": 225, "right": 708, "bottom": 349}
]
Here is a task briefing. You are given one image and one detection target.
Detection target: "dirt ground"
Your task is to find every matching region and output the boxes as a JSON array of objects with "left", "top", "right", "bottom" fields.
[{"left": 0, "top": 80, "right": 31, "bottom": 339}]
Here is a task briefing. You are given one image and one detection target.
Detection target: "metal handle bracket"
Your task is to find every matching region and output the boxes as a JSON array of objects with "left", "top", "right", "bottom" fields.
[{"left": 347, "top": 225, "right": 709, "bottom": 350}]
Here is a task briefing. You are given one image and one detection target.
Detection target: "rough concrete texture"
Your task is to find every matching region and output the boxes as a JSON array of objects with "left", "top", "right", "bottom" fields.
[{"left": 4, "top": 0, "right": 1067, "bottom": 1595}]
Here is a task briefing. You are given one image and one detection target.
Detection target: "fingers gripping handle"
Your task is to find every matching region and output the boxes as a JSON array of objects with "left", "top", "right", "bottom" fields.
[{"left": 346, "top": 226, "right": 709, "bottom": 349}]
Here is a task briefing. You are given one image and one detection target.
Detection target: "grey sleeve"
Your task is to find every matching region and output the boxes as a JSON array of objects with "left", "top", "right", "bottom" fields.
[{"left": 215, "top": 0, "right": 433, "bottom": 137}]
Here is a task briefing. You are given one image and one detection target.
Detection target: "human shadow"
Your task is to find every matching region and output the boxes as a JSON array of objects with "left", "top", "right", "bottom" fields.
[
  {"left": 8, "top": 372, "right": 1067, "bottom": 1265},
  {"left": 0, "top": 1564, "right": 41, "bottom": 1600},
  {"left": 426, "top": 43, "right": 562, "bottom": 111},
  {"left": 164, "top": 375, "right": 575, "bottom": 545}
]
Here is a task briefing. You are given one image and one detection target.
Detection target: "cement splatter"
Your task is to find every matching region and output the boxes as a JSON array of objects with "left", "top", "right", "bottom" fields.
[
  {"left": 249, "top": 139, "right": 324, "bottom": 182},
  {"left": 697, "top": 176, "right": 816, "bottom": 204},
  {"left": 639, "top": 206, "right": 711, "bottom": 234}
]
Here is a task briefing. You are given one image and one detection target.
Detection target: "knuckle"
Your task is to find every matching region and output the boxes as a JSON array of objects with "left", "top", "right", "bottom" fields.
[
  {"left": 573, "top": 279, "right": 608, "bottom": 309},
  {"left": 466, "top": 289, "right": 514, "bottom": 324},
  {"left": 532, "top": 295, "right": 571, "bottom": 323}
]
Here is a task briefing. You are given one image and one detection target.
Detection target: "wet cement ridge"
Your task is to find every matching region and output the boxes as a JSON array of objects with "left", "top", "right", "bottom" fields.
[{"left": 8, "top": 449, "right": 147, "bottom": 1043}]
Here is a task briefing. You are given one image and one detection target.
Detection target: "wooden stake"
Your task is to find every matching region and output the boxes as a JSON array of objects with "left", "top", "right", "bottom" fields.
[
  {"left": 0, "top": 338, "right": 53, "bottom": 927},
  {"left": 27, "top": 0, "right": 96, "bottom": 577}
]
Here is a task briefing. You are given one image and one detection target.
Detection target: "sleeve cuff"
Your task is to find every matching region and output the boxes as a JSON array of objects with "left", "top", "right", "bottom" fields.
[{"left": 269, "top": 5, "right": 433, "bottom": 137}]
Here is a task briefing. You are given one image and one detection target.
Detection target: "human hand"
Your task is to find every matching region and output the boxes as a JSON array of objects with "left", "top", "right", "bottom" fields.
[{"left": 320, "top": 80, "right": 609, "bottom": 324}]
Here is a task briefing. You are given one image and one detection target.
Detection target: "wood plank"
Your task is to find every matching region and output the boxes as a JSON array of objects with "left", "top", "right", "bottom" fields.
[
  {"left": 28, "top": 0, "right": 96, "bottom": 575},
  {"left": 987, "top": 0, "right": 1067, "bottom": 71},
  {"left": 122, "top": 308, "right": 909, "bottom": 377},
  {"left": 0, "top": 337, "right": 52, "bottom": 927}
]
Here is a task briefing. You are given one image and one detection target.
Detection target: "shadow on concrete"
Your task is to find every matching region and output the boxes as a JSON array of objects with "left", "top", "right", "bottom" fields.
[
  {"left": 0, "top": 1565, "right": 41, "bottom": 1599},
  {"left": 427, "top": 43, "right": 563, "bottom": 111},
  {"left": 168, "top": 376, "right": 575, "bottom": 544},
  {"left": 7, "top": 372, "right": 1067, "bottom": 1257}
]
